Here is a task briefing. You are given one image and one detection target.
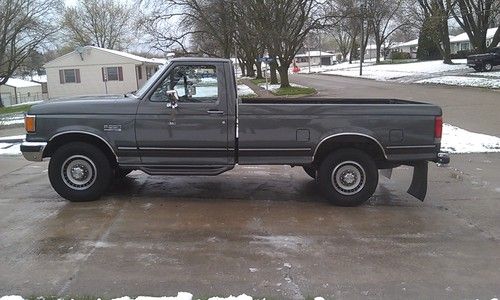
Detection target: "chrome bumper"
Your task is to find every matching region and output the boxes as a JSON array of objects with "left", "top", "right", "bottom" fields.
[{"left": 20, "top": 141, "right": 47, "bottom": 162}]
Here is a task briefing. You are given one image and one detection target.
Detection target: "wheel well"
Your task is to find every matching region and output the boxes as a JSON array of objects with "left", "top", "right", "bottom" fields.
[
  {"left": 313, "top": 135, "right": 386, "bottom": 167},
  {"left": 43, "top": 133, "right": 117, "bottom": 167}
]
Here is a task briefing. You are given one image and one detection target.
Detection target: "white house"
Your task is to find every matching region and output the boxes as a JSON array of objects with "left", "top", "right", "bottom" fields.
[
  {"left": 390, "top": 39, "right": 420, "bottom": 58},
  {"left": 450, "top": 27, "right": 499, "bottom": 53},
  {"left": 44, "top": 46, "right": 164, "bottom": 99},
  {"left": 0, "top": 78, "right": 43, "bottom": 107},
  {"left": 294, "top": 51, "right": 337, "bottom": 67}
]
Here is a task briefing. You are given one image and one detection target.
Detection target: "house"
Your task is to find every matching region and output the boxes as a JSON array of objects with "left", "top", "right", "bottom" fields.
[
  {"left": 390, "top": 39, "right": 419, "bottom": 59},
  {"left": 294, "top": 51, "right": 337, "bottom": 67},
  {"left": 0, "top": 78, "right": 43, "bottom": 107},
  {"left": 450, "top": 27, "right": 499, "bottom": 53},
  {"left": 44, "top": 46, "right": 164, "bottom": 99}
]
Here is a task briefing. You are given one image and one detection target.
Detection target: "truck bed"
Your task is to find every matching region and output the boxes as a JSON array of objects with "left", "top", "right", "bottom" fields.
[{"left": 237, "top": 98, "right": 442, "bottom": 165}]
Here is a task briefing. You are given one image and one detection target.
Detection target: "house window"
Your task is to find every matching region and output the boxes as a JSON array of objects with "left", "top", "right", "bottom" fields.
[
  {"left": 102, "top": 66, "right": 123, "bottom": 81},
  {"left": 59, "top": 69, "right": 81, "bottom": 84}
]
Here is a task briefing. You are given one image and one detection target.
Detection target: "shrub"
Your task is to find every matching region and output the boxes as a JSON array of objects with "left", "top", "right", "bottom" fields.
[{"left": 391, "top": 52, "right": 411, "bottom": 60}]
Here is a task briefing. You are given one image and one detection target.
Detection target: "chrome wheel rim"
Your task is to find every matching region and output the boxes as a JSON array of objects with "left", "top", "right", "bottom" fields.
[
  {"left": 485, "top": 63, "right": 492, "bottom": 71},
  {"left": 61, "top": 155, "right": 97, "bottom": 190},
  {"left": 331, "top": 161, "right": 366, "bottom": 195}
]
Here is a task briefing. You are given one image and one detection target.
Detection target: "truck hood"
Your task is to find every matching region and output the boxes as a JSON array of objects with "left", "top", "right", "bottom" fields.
[{"left": 28, "top": 96, "right": 140, "bottom": 115}]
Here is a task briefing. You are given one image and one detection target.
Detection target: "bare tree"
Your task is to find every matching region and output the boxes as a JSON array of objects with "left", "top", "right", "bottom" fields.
[
  {"left": 367, "top": 0, "right": 408, "bottom": 63},
  {"left": 63, "top": 0, "right": 134, "bottom": 50},
  {"left": 451, "top": 0, "right": 500, "bottom": 52},
  {"left": 418, "top": 0, "right": 454, "bottom": 64},
  {"left": 0, "top": 0, "right": 61, "bottom": 107}
]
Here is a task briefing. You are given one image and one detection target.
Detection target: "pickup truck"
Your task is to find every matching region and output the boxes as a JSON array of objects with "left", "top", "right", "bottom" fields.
[
  {"left": 467, "top": 47, "right": 500, "bottom": 72},
  {"left": 21, "top": 57, "right": 449, "bottom": 206}
]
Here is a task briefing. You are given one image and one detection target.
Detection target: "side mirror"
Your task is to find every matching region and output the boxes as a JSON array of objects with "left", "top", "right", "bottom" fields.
[{"left": 166, "top": 90, "right": 179, "bottom": 108}]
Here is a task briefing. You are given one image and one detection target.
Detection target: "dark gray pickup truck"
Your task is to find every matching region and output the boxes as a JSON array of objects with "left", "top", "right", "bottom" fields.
[{"left": 21, "top": 57, "right": 449, "bottom": 206}]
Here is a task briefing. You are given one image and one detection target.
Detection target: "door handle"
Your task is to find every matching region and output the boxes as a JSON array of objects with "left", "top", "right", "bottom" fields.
[{"left": 207, "top": 110, "right": 224, "bottom": 115}]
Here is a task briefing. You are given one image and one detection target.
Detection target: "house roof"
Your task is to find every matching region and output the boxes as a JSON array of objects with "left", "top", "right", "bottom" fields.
[
  {"left": 450, "top": 27, "right": 499, "bottom": 43},
  {"left": 391, "top": 38, "right": 419, "bottom": 49},
  {"left": 295, "top": 51, "right": 336, "bottom": 58},
  {"left": 2, "top": 78, "right": 42, "bottom": 88},
  {"left": 44, "top": 46, "right": 163, "bottom": 67}
]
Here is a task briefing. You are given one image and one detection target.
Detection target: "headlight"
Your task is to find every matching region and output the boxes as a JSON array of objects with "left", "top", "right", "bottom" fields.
[{"left": 25, "top": 115, "right": 36, "bottom": 133}]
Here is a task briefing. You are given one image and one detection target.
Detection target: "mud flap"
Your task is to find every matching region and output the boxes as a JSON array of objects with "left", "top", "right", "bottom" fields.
[
  {"left": 407, "top": 161, "right": 428, "bottom": 201},
  {"left": 380, "top": 169, "right": 393, "bottom": 179}
]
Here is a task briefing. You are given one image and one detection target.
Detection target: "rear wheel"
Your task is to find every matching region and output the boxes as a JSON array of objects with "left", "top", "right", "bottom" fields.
[
  {"left": 302, "top": 165, "right": 317, "bottom": 179},
  {"left": 483, "top": 62, "right": 493, "bottom": 72},
  {"left": 318, "top": 149, "right": 378, "bottom": 206},
  {"left": 48, "top": 142, "right": 112, "bottom": 202}
]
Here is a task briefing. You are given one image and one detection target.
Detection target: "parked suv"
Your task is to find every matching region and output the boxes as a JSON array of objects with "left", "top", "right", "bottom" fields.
[{"left": 467, "top": 47, "right": 500, "bottom": 72}]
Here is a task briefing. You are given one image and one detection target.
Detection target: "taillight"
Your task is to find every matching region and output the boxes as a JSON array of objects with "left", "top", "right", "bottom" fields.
[
  {"left": 25, "top": 115, "right": 36, "bottom": 133},
  {"left": 434, "top": 116, "right": 443, "bottom": 139}
]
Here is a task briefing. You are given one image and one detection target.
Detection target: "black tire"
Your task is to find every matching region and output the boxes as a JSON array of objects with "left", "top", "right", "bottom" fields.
[
  {"left": 48, "top": 142, "right": 112, "bottom": 202},
  {"left": 302, "top": 165, "right": 317, "bottom": 179},
  {"left": 318, "top": 149, "right": 378, "bottom": 207},
  {"left": 483, "top": 62, "right": 493, "bottom": 72}
]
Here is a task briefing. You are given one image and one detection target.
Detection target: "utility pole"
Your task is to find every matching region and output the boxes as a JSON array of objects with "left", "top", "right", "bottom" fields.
[{"left": 359, "top": 0, "right": 366, "bottom": 76}]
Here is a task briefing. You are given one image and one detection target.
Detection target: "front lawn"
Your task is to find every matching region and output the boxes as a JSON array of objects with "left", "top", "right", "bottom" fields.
[{"left": 272, "top": 86, "right": 316, "bottom": 96}]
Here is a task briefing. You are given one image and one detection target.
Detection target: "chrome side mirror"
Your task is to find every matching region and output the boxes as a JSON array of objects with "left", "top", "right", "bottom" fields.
[{"left": 166, "top": 90, "right": 179, "bottom": 108}]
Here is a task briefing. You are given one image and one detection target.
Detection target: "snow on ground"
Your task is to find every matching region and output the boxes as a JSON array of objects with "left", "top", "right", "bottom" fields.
[
  {"left": 0, "top": 143, "right": 20, "bottom": 155},
  {"left": 258, "top": 83, "right": 307, "bottom": 92},
  {"left": 464, "top": 70, "right": 500, "bottom": 78},
  {"left": 416, "top": 76, "right": 500, "bottom": 89},
  {"left": 237, "top": 84, "right": 256, "bottom": 97},
  {"left": 441, "top": 124, "right": 500, "bottom": 153},
  {"left": 319, "top": 59, "right": 469, "bottom": 81},
  {"left": 298, "top": 59, "right": 500, "bottom": 89}
]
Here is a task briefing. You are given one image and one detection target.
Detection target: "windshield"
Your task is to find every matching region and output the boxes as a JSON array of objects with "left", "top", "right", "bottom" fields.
[{"left": 134, "top": 62, "right": 171, "bottom": 98}]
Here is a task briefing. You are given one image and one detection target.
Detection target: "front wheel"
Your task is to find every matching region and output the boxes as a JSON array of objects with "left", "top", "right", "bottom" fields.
[
  {"left": 318, "top": 149, "right": 378, "bottom": 206},
  {"left": 48, "top": 142, "right": 112, "bottom": 202}
]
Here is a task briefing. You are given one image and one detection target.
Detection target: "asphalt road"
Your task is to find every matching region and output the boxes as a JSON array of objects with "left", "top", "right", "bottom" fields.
[
  {"left": 1, "top": 75, "right": 499, "bottom": 299},
  {"left": 291, "top": 73, "right": 500, "bottom": 137}
]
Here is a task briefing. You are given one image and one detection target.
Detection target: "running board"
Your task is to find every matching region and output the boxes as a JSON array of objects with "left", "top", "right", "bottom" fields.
[{"left": 140, "top": 165, "right": 233, "bottom": 176}]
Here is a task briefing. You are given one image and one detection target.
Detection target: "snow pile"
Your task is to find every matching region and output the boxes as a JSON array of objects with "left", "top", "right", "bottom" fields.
[
  {"left": 441, "top": 124, "right": 500, "bottom": 153},
  {"left": 258, "top": 83, "right": 307, "bottom": 92},
  {"left": 416, "top": 76, "right": 500, "bottom": 89},
  {"left": 0, "top": 135, "right": 25, "bottom": 141},
  {"left": 0, "top": 143, "right": 21, "bottom": 155},
  {"left": 0, "top": 295, "right": 256, "bottom": 300},
  {"left": 237, "top": 84, "right": 256, "bottom": 97},
  {"left": 0, "top": 115, "right": 24, "bottom": 126}
]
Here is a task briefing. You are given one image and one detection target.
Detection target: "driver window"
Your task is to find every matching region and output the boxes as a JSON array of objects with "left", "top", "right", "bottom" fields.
[{"left": 150, "top": 65, "right": 219, "bottom": 103}]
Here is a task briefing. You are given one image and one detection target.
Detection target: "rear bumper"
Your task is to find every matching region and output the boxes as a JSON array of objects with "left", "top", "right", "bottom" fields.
[{"left": 20, "top": 141, "right": 47, "bottom": 162}]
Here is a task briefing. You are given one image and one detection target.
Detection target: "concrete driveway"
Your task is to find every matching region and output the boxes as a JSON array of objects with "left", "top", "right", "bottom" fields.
[{"left": 0, "top": 153, "right": 499, "bottom": 299}]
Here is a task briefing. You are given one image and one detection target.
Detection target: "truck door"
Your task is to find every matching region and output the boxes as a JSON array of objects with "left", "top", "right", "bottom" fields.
[{"left": 135, "top": 62, "right": 229, "bottom": 165}]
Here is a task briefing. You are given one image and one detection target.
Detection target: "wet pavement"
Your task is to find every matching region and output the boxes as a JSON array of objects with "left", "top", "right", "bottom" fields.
[{"left": 0, "top": 154, "right": 499, "bottom": 299}]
